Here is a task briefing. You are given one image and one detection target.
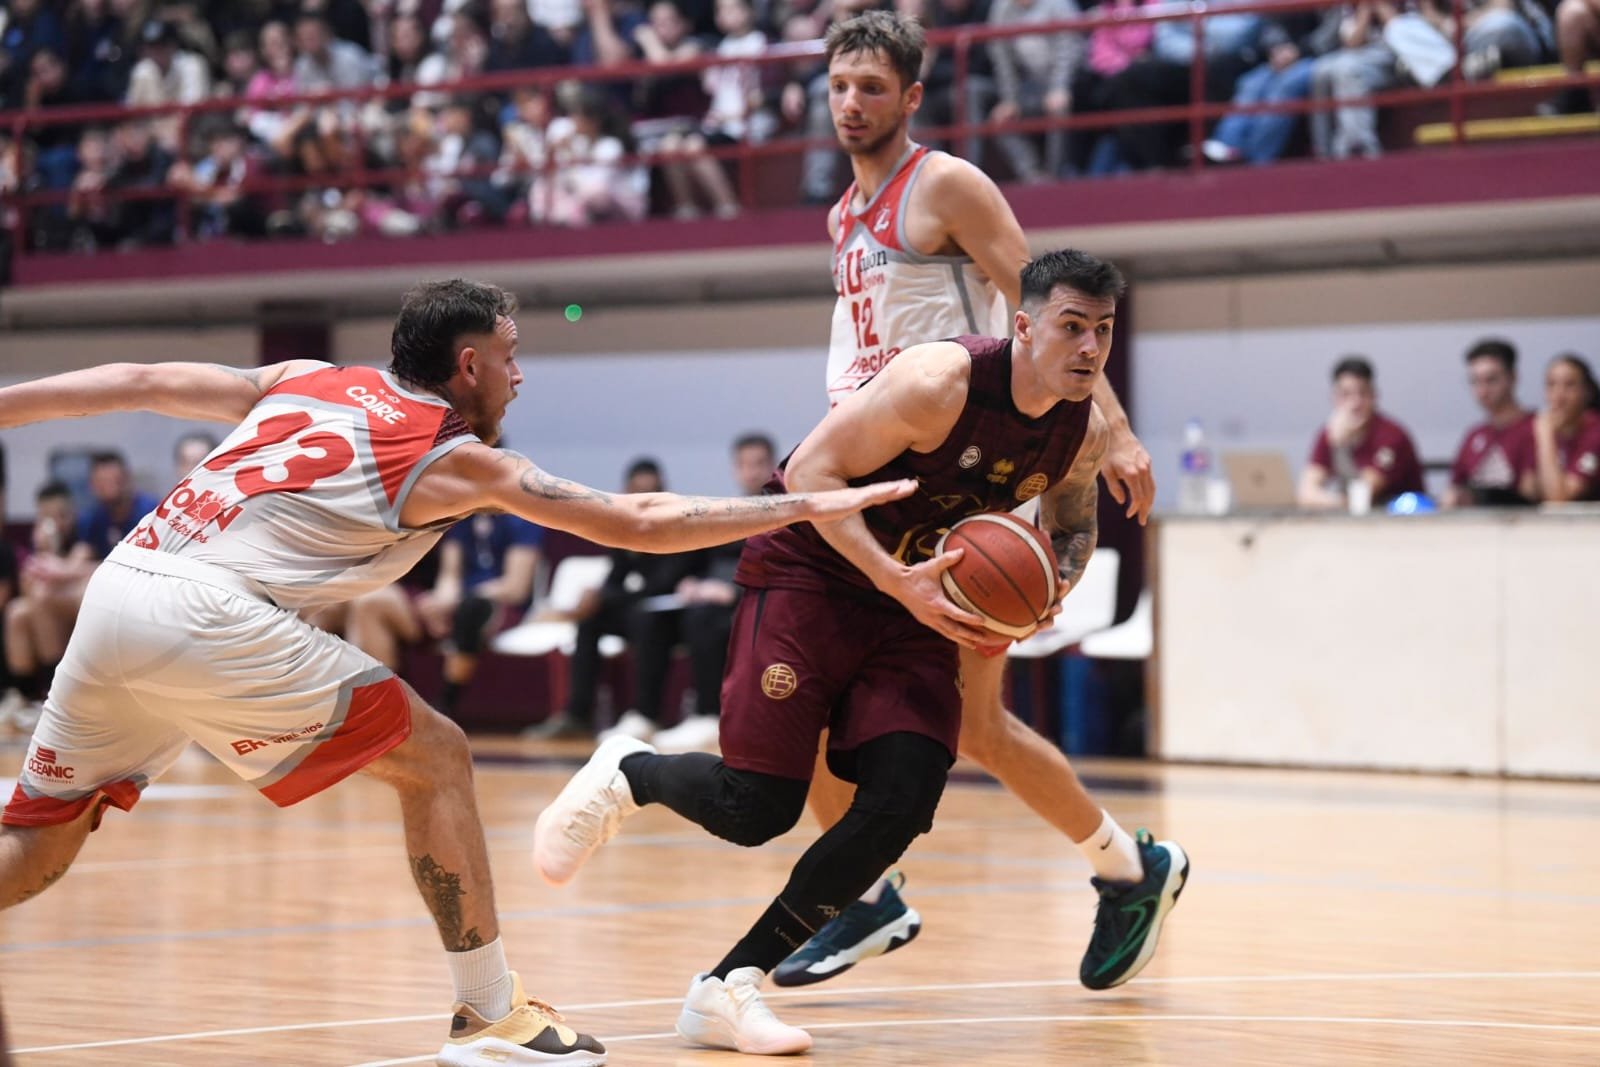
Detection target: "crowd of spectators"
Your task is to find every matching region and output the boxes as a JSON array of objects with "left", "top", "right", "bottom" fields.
[
  {"left": 0, "top": 0, "right": 1583, "bottom": 253},
  {"left": 1295, "top": 341, "right": 1600, "bottom": 512}
]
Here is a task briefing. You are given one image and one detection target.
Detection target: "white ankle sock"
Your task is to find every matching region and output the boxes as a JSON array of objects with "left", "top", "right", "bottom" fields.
[
  {"left": 1075, "top": 811, "right": 1143, "bottom": 883},
  {"left": 448, "top": 937, "right": 514, "bottom": 1021},
  {"left": 858, "top": 872, "right": 892, "bottom": 905}
]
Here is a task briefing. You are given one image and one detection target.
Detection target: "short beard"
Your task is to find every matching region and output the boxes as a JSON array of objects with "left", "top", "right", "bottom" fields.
[
  {"left": 839, "top": 117, "right": 906, "bottom": 158},
  {"left": 428, "top": 379, "right": 499, "bottom": 443}
]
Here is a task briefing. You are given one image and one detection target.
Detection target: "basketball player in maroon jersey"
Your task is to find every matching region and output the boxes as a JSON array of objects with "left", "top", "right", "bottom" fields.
[
  {"left": 779, "top": 10, "right": 1179, "bottom": 991},
  {"left": 535, "top": 250, "right": 1189, "bottom": 1053},
  {"left": 0, "top": 281, "right": 910, "bottom": 1067}
]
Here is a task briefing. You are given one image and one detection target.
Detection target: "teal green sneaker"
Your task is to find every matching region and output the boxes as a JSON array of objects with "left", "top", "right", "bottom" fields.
[
  {"left": 1080, "top": 830, "right": 1190, "bottom": 990},
  {"left": 770, "top": 873, "right": 921, "bottom": 987}
]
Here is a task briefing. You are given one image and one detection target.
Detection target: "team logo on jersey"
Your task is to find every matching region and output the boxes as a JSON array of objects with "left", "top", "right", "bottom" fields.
[
  {"left": 761, "top": 664, "right": 798, "bottom": 700},
  {"left": 1580, "top": 452, "right": 1599, "bottom": 475},
  {"left": 1376, "top": 447, "right": 1395, "bottom": 469},
  {"left": 872, "top": 207, "right": 893, "bottom": 233},
  {"left": 959, "top": 446, "right": 982, "bottom": 469},
  {"left": 27, "top": 746, "right": 74, "bottom": 781},
  {"left": 987, "top": 459, "right": 1016, "bottom": 484},
  {"left": 1016, "top": 473, "right": 1049, "bottom": 501}
]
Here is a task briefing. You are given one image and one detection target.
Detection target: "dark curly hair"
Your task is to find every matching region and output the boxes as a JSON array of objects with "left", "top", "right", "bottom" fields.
[{"left": 389, "top": 280, "right": 517, "bottom": 389}]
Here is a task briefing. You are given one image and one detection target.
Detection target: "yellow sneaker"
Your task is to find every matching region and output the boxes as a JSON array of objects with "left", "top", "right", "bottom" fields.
[{"left": 437, "top": 971, "right": 606, "bottom": 1066}]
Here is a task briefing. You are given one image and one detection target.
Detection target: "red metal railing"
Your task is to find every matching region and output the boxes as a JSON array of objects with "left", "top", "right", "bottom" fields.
[{"left": 1, "top": 0, "right": 1595, "bottom": 263}]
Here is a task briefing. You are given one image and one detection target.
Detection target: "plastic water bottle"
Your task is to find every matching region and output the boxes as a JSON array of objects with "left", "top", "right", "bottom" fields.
[{"left": 1178, "top": 419, "right": 1213, "bottom": 515}]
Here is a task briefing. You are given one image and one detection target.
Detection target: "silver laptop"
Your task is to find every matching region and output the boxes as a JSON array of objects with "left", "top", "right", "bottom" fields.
[{"left": 1221, "top": 450, "right": 1297, "bottom": 511}]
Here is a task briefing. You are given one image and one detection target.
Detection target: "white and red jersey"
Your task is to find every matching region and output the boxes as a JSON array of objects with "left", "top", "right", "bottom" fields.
[
  {"left": 125, "top": 363, "right": 478, "bottom": 609},
  {"left": 826, "top": 144, "right": 1008, "bottom": 407}
]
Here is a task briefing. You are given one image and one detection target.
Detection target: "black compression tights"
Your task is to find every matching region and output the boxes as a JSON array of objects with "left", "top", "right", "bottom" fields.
[{"left": 622, "top": 731, "right": 950, "bottom": 979}]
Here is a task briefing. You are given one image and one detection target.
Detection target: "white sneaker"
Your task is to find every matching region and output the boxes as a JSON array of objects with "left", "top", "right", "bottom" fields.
[
  {"left": 9, "top": 701, "right": 42, "bottom": 733},
  {"left": 596, "top": 710, "right": 656, "bottom": 744},
  {"left": 533, "top": 735, "right": 653, "bottom": 886},
  {"left": 0, "top": 690, "right": 24, "bottom": 732},
  {"left": 676, "top": 968, "right": 812, "bottom": 1055},
  {"left": 652, "top": 714, "right": 720, "bottom": 754}
]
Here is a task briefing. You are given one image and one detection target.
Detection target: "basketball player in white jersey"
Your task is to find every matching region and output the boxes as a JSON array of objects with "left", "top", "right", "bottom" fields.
[
  {"left": 772, "top": 12, "right": 1184, "bottom": 994},
  {"left": 0, "top": 281, "right": 912, "bottom": 1067}
]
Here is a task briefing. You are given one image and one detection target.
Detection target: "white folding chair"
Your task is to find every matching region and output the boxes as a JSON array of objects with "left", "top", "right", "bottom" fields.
[
  {"left": 1079, "top": 588, "right": 1153, "bottom": 660},
  {"left": 491, "top": 555, "right": 622, "bottom": 657}
]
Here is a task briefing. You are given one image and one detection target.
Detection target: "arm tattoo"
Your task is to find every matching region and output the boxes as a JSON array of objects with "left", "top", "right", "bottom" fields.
[
  {"left": 509, "top": 454, "right": 616, "bottom": 506},
  {"left": 411, "top": 853, "right": 485, "bottom": 952},
  {"left": 1045, "top": 434, "right": 1106, "bottom": 592},
  {"left": 1048, "top": 480, "right": 1099, "bottom": 592},
  {"left": 13, "top": 864, "right": 69, "bottom": 905},
  {"left": 211, "top": 365, "right": 268, "bottom": 388},
  {"left": 676, "top": 494, "right": 789, "bottom": 520}
]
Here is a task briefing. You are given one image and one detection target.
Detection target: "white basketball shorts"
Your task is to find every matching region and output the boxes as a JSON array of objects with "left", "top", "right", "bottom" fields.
[{"left": 3, "top": 544, "right": 412, "bottom": 827}]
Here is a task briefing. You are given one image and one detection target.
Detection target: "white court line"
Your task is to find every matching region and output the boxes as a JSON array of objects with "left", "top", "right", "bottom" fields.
[
  {"left": 346, "top": 1012, "right": 1600, "bottom": 1067},
  {"left": 15, "top": 970, "right": 1600, "bottom": 1056}
]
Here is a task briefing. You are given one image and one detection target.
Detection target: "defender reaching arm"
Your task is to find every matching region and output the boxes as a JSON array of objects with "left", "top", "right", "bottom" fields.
[
  {"left": 402, "top": 445, "right": 915, "bottom": 553},
  {"left": 0, "top": 360, "right": 324, "bottom": 429}
]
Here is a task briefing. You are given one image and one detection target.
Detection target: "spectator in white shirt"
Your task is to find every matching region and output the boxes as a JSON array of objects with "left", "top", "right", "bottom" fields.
[{"left": 125, "top": 19, "right": 211, "bottom": 151}]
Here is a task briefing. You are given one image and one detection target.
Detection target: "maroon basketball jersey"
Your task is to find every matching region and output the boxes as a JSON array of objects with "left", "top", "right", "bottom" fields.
[{"left": 738, "top": 335, "right": 1091, "bottom": 598}]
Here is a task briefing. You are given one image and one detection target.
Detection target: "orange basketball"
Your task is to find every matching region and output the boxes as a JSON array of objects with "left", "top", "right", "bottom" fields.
[{"left": 936, "top": 513, "right": 1059, "bottom": 638}]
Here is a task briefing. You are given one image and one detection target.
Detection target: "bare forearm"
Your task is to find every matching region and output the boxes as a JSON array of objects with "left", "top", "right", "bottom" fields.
[
  {"left": 1045, "top": 479, "right": 1098, "bottom": 593},
  {"left": 1090, "top": 376, "right": 1131, "bottom": 434},
  {"left": 510, "top": 464, "right": 822, "bottom": 552},
  {"left": 0, "top": 364, "right": 149, "bottom": 428},
  {"left": 0, "top": 362, "right": 259, "bottom": 429}
]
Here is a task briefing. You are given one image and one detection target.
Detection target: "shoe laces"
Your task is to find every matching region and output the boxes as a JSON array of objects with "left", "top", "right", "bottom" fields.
[
  {"left": 565, "top": 773, "right": 628, "bottom": 849},
  {"left": 724, "top": 976, "right": 779, "bottom": 1024},
  {"left": 520, "top": 995, "right": 566, "bottom": 1024}
]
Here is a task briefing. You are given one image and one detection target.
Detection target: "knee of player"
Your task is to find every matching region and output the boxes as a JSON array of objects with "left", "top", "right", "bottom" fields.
[
  {"left": 720, "top": 774, "right": 808, "bottom": 846},
  {"left": 405, "top": 704, "right": 473, "bottom": 775},
  {"left": 856, "top": 778, "right": 947, "bottom": 850}
]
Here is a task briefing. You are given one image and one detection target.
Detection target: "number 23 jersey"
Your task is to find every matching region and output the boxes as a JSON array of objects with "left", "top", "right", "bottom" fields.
[
  {"left": 126, "top": 363, "right": 477, "bottom": 609},
  {"left": 826, "top": 144, "right": 1007, "bottom": 408}
]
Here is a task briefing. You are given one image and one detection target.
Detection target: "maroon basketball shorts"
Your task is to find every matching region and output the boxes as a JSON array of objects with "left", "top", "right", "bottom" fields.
[{"left": 718, "top": 585, "right": 961, "bottom": 781}]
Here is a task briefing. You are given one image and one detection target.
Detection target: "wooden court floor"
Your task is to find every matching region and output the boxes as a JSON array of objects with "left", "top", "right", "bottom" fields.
[{"left": 2, "top": 733, "right": 1597, "bottom": 1066}]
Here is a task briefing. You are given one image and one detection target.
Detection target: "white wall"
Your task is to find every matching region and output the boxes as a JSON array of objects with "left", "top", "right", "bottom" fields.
[{"left": 1156, "top": 512, "right": 1600, "bottom": 778}]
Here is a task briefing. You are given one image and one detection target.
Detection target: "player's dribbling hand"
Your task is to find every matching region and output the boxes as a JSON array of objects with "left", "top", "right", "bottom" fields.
[
  {"left": 893, "top": 549, "right": 995, "bottom": 649},
  {"left": 1101, "top": 428, "right": 1154, "bottom": 525}
]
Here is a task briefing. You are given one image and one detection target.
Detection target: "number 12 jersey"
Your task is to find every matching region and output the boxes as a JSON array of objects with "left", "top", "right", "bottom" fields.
[{"left": 826, "top": 144, "right": 1007, "bottom": 408}]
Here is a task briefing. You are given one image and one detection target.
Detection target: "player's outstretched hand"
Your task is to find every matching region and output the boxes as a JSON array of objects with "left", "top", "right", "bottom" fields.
[
  {"left": 1101, "top": 428, "right": 1154, "bottom": 525},
  {"left": 803, "top": 478, "right": 918, "bottom": 521},
  {"left": 893, "top": 548, "right": 994, "bottom": 649}
]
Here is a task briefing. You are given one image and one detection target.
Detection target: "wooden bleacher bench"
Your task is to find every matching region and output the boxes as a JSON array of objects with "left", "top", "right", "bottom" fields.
[
  {"left": 1488, "top": 60, "right": 1600, "bottom": 86},
  {"left": 1414, "top": 111, "right": 1600, "bottom": 145},
  {"left": 1411, "top": 62, "right": 1600, "bottom": 145}
]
